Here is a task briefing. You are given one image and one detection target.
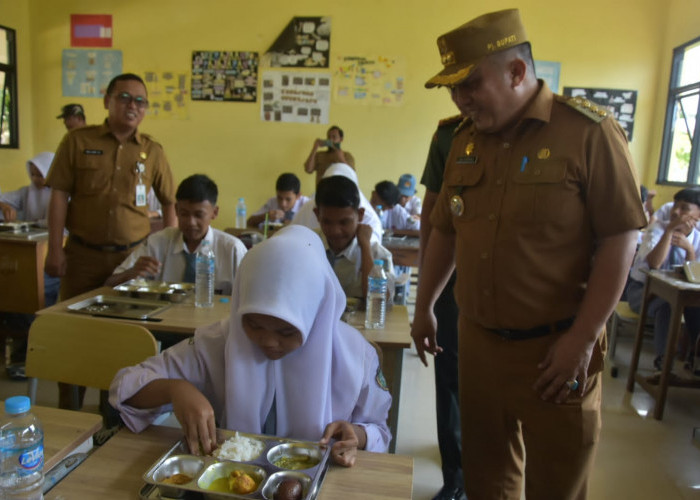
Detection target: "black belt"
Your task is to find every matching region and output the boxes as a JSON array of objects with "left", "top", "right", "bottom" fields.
[
  {"left": 70, "top": 234, "right": 146, "bottom": 252},
  {"left": 489, "top": 317, "right": 575, "bottom": 341}
]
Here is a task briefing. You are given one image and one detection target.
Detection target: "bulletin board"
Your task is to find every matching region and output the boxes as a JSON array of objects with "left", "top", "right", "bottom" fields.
[
  {"left": 334, "top": 55, "right": 405, "bottom": 106},
  {"left": 191, "top": 51, "right": 259, "bottom": 102},
  {"left": 563, "top": 86, "right": 637, "bottom": 140},
  {"left": 260, "top": 71, "right": 331, "bottom": 124},
  {"left": 142, "top": 71, "right": 190, "bottom": 120},
  {"left": 266, "top": 17, "right": 331, "bottom": 68},
  {"left": 61, "top": 49, "right": 122, "bottom": 97}
]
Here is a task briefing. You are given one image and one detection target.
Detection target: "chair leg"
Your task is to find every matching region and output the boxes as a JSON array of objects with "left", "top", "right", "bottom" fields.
[
  {"left": 70, "top": 385, "right": 80, "bottom": 411},
  {"left": 27, "top": 377, "right": 37, "bottom": 404}
]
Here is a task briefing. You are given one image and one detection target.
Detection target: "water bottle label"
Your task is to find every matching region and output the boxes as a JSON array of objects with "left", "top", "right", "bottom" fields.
[{"left": 18, "top": 443, "right": 43, "bottom": 472}]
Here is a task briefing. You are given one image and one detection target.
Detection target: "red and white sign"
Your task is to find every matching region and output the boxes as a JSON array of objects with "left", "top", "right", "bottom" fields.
[{"left": 70, "top": 14, "right": 112, "bottom": 48}]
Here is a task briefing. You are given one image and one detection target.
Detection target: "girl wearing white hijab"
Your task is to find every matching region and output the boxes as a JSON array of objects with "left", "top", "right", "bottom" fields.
[
  {"left": 110, "top": 225, "right": 392, "bottom": 466},
  {"left": 0, "top": 152, "right": 54, "bottom": 225},
  {"left": 291, "top": 162, "right": 384, "bottom": 242}
]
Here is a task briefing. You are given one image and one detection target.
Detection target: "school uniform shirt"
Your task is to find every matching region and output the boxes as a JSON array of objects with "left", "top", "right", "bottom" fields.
[
  {"left": 403, "top": 195, "right": 422, "bottom": 216},
  {"left": 112, "top": 226, "right": 246, "bottom": 295},
  {"left": 252, "top": 195, "right": 310, "bottom": 226},
  {"left": 629, "top": 220, "right": 700, "bottom": 283},
  {"left": 381, "top": 205, "right": 420, "bottom": 231},
  {"left": 0, "top": 152, "right": 54, "bottom": 224},
  {"left": 110, "top": 225, "right": 392, "bottom": 452},
  {"left": 320, "top": 232, "right": 395, "bottom": 300}
]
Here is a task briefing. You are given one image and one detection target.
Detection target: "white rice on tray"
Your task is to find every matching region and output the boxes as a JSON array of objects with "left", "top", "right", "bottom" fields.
[{"left": 213, "top": 432, "right": 265, "bottom": 461}]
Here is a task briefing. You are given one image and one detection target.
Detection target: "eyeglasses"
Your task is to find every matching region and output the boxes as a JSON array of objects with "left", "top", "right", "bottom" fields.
[{"left": 113, "top": 92, "right": 149, "bottom": 109}]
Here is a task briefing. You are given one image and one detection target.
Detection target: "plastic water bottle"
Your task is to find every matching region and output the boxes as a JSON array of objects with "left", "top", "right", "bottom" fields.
[
  {"left": 236, "top": 198, "right": 247, "bottom": 229},
  {"left": 195, "top": 240, "right": 215, "bottom": 308},
  {"left": 365, "top": 259, "right": 387, "bottom": 329},
  {"left": 0, "top": 396, "right": 44, "bottom": 500}
]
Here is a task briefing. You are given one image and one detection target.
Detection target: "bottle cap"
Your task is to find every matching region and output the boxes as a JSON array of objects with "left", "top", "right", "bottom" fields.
[
  {"left": 374, "top": 259, "right": 384, "bottom": 266},
  {"left": 5, "top": 395, "right": 30, "bottom": 415}
]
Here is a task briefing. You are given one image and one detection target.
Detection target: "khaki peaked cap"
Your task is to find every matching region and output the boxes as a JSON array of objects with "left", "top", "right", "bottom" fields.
[{"left": 425, "top": 8, "right": 528, "bottom": 88}]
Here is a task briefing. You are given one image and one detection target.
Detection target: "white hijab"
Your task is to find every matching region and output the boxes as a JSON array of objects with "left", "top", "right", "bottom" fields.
[
  {"left": 291, "top": 163, "right": 384, "bottom": 242},
  {"left": 24, "top": 152, "right": 54, "bottom": 222},
  {"left": 223, "top": 225, "right": 365, "bottom": 440}
]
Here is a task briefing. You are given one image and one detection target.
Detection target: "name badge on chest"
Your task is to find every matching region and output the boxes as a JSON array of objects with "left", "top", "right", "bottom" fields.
[{"left": 135, "top": 161, "right": 147, "bottom": 207}]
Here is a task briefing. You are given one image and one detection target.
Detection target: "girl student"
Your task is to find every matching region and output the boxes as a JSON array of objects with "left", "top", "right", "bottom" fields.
[{"left": 109, "top": 225, "right": 391, "bottom": 466}]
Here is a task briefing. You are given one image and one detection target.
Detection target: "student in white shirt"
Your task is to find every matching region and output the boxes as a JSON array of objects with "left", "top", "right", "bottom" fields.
[
  {"left": 247, "top": 173, "right": 309, "bottom": 229},
  {"left": 370, "top": 180, "right": 420, "bottom": 231},
  {"left": 627, "top": 188, "right": 700, "bottom": 370},
  {"left": 396, "top": 173, "right": 422, "bottom": 218},
  {"left": 106, "top": 174, "right": 246, "bottom": 295},
  {"left": 314, "top": 175, "right": 395, "bottom": 300}
]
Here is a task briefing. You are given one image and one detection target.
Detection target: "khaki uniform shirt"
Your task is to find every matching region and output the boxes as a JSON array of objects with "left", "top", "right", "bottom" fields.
[
  {"left": 313, "top": 149, "right": 355, "bottom": 185},
  {"left": 431, "top": 82, "right": 647, "bottom": 329},
  {"left": 47, "top": 120, "right": 176, "bottom": 246}
]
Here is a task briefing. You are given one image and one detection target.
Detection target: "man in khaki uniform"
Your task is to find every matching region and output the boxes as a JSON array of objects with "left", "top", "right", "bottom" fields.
[
  {"left": 303, "top": 125, "right": 355, "bottom": 185},
  {"left": 46, "top": 73, "right": 177, "bottom": 409},
  {"left": 411, "top": 9, "right": 646, "bottom": 499}
]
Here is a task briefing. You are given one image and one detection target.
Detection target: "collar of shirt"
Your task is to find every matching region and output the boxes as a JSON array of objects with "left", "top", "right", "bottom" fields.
[
  {"left": 171, "top": 226, "right": 215, "bottom": 256},
  {"left": 99, "top": 118, "right": 144, "bottom": 144},
  {"left": 320, "top": 232, "right": 360, "bottom": 262}
]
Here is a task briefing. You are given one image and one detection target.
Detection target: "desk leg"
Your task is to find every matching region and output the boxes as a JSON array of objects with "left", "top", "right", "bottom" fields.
[
  {"left": 627, "top": 280, "right": 652, "bottom": 392},
  {"left": 654, "top": 299, "right": 683, "bottom": 420},
  {"left": 381, "top": 347, "right": 403, "bottom": 454}
]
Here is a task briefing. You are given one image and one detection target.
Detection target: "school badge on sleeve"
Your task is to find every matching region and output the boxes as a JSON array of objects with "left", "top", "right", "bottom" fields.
[{"left": 376, "top": 367, "right": 389, "bottom": 391}]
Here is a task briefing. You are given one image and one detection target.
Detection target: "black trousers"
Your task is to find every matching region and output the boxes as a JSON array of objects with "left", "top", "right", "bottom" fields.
[{"left": 433, "top": 272, "right": 463, "bottom": 490}]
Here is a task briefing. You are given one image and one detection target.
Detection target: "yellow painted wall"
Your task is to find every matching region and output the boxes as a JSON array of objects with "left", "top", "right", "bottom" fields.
[{"left": 0, "top": 0, "right": 682, "bottom": 228}]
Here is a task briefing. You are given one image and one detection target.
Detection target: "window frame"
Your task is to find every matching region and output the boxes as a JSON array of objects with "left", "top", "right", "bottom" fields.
[
  {"left": 657, "top": 35, "right": 700, "bottom": 186},
  {"left": 0, "top": 24, "right": 18, "bottom": 149}
]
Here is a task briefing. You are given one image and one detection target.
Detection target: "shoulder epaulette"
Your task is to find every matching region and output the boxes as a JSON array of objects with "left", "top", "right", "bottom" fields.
[
  {"left": 557, "top": 95, "right": 609, "bottom": 123},
  {"left": 438, "top": 114, "right": 463, "bottom": 127}
]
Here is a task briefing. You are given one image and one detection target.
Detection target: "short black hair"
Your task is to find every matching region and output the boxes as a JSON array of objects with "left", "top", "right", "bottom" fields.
[
  {"left": 674, "top": 187, "right": 700, "bottom": 208},
  {"left": 176, "top": 174, "right": 218, "bottom": 205},
  {"left": 276, "top": 173, "right": 301, "bottom": 194},
  {"left": 328, "top": 125, "right": 344, "bottom": 139},
  {"left": 315, "top": 176, "right": 359, "bottom": 210},
  {"left": 106, "top": 73, "right": 147, "bottom": 96},
  {"left": 374, "top": 180, "right": 400, "bottom": 208}
]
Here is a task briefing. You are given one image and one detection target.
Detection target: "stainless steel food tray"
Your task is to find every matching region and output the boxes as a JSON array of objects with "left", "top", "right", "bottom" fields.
[
  {"left": 67, "top": 294, "right": 172, "bottom": 320},
  {"left": 0, "top": 221, "right": 31, "bottom": 233},
  {"left": 114, "top": 279, "right": 195, "bottom": 303},
  {"left": 140, "top": 429, "right": 330, "bottom": 500}
]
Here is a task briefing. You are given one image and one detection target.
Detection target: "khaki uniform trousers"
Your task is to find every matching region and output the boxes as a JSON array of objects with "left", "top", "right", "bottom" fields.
[
  {"left": 459, "top": 316, "right": 602, "bottom": 500},
  {"left": 57, "top": 238, "right": 139, "bottom": 411}
]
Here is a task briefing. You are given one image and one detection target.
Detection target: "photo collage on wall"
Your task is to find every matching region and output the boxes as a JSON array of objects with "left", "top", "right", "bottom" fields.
[
  {"left": 266, "top": 17, "right": 331, "bottom": 68},
  {"left": 260, "top": 71, "right": 330, "bottom": 124},
  {"left": 191, "top": 51, "right": 259, "bottom": 102}
]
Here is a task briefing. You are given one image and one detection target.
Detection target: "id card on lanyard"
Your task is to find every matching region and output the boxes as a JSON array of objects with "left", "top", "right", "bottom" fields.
[{"left": 135, "top": 161, "right": 147, "bottom": 206}]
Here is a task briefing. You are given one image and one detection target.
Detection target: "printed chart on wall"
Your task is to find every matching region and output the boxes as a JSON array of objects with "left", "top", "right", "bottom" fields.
[
  {"left": 142, "top": 71, "right": 190, "bottom": 119},
  {"left": 334, "top": 55, "right": 405, "bottom": 106},
  {"left": 260, "top": 71, "right": 330, "bottom": 124},
  {"left": 62, "top": 49, "right": 122, "bottom": 97},
  {"left": 191, "top": 51, "right": 259, "bottom": 102},
  {"left": 266, "top": 17, "right": 331, "bottom": 68},
  {"left": 563, "top": 86, "right": 637, "bottom": 140}
]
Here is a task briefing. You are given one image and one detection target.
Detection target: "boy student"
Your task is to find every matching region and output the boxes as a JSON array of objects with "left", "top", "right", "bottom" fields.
[
  {"left": 627, "top": 187, "right": 700, "bottom": 371},
  {"left": 110, "top": 225, "right": 392, "bottom": 464},
  {"left": 371, "top": 180, "right": 420, "bottom": 231},
  {"left": 246, "top": 173, "right": 309, "bottom": 229},
  {"left": 314, "top": 175, "right": 395, "bottom": 300},
  {"left": 106, "top": 174, "right": 247, "bottom": 296},
  {"left": 396, "top": 173, "right": 422, "bottom": 218}
]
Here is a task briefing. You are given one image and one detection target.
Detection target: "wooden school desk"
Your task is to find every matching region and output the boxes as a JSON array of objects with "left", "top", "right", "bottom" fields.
[
  {"left": 37, "top": 288, "right": 412, "bottom": 452},
  {"left": 626, "top": 269, "right": 700, "bottom": 419},
  {"left": 0, "top": 230, "right": 49, "bottom": 314},
  {"left": 0, "top": 402, "right": 102, "bottom": 471},
  {"left": 382, "top": 230, "right": 420, "bottom": 268},
  {"left": 44, "top": 425, "right": 414, "bottom": 499}
]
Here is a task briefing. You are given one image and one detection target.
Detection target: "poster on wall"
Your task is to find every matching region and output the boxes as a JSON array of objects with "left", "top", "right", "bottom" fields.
[
  {"left": 334, "top": 55, "right": 405, "bottom": 106},
  {"left": 142, "top": 71, "right": 190, "bottom": 119},
  {"left": 260, "top": 70, "right": 330, "bottom": 124},
  {"left": 62, "top": 49, "right": 122, "bottom": 97},
  {"left": 563, "top": 86, "right": 637, "bottom": 140},
  {"left": 70, "top": 14, "right": 112, "bottom": 47},
  {"left": 191, "top": 51, "right": 259, "bottom": 102},
  {"left": 534, "top": 60, "right": 560, "bottom": 93},
  {"left": 266, "top": 17, "right": 331, "bottom": 68}
]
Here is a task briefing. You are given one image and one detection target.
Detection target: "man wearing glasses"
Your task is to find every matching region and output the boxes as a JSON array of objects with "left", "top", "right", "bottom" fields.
[{"left": 45, "top": 73, "right": 176, "bottom": 407}]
